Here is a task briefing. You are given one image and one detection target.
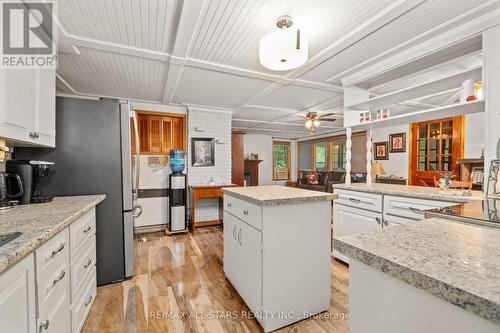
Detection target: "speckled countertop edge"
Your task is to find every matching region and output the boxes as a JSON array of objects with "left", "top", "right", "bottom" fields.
[
  {"left": 334, "top": 223, "right": 500, "bottom": 324},
  {"left": 333, "top": 184, "right": 483, "bottom": 203},
  {"left": 0, "top": 195, "right": 105, "bottom": 274},
  {"left": 223, "top": 188, "right": 337, "bottom": 206}
]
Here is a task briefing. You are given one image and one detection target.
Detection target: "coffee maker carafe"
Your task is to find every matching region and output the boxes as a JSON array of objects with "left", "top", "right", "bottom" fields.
[{"left": 6, "top": 160, "right": 55, "bottom": 204}]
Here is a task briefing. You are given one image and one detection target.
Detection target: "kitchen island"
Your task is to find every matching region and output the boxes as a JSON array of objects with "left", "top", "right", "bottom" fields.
[
  {"left": 331, "top": 183, "right": 484, "bottom": 262},
  {"left": 334, "top": 218, "right": 500, "bottom": 333},
  {"left": 223, "top": 186, "right": 336, "bottom": 332}
]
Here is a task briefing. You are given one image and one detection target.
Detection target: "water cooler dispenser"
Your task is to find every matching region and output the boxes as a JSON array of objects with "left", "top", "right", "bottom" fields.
[{"left": 168, "top": 150, "right": 187, "bottom": 233}]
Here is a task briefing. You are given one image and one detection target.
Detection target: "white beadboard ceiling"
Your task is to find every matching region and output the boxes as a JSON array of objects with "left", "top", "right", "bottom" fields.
[{"left": 55, "top": 0, "right": 496, "bottom": 138}]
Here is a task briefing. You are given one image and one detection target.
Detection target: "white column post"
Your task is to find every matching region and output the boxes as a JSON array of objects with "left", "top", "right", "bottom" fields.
[
  {"left": 483, "top": 26, "right": 500, "bottom": 189},
  {"left": 366, "top": 128, "right": 373, "bottom": 184},
  {"left": 346, "top": 127, "right": 352, "bottom": 185}
]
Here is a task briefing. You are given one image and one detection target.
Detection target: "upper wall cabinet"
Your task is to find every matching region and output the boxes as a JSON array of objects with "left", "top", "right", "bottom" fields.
[
  {"left": 137, "top": 113, "right": 185, "bottom": 155},
  {"left": 0, "top": 69, "right": 56, "bottom": 147}
]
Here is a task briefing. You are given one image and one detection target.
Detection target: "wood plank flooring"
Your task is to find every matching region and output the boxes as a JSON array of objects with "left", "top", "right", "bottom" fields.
[{"left": 82, "top": 227, "right": 349, "bottom": 333}]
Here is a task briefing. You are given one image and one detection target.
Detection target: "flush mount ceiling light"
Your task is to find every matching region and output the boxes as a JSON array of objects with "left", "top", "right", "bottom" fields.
[{"left": 259, "top": 15, "right": 308, "bottom": 71}]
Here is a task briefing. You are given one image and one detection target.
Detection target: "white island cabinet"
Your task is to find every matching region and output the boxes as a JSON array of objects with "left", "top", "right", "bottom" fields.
[{"left": 223, "top": 186, "right": 336, "bottom": 332}]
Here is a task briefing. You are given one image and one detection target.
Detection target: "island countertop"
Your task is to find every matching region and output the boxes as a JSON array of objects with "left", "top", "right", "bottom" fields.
[
  {"left": 334, "top": 218, "right": 500, "bottom": 324},
  {"left": 223, "top": 185, "right": 337, "bottom": 206},
  {"left": 333, "top": 183, "right": 483, "bottom": 203},
  {"left": 0, "top": 195, "right": 106, "bottom": 275}
]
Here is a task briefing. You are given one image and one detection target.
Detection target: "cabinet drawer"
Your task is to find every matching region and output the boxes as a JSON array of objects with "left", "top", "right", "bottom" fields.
[
  {"left": 224, "top": 194, "right": 262, "bottom": 230},
  {"left": 37, "top": 257, "right": 70, "bottom": 321},
  {"left": 70, "top": 209, "right": 96, "bottom": 255},
  {"left": 334, "top": 189, "right": 383, "bottom": 213},
  {"left": 71, "top": 235, "right": 96, "bottom": 300},
  {"left": 36, "top": 228, "right": 69, "bottom": 279},
  {"left": 384, "top": 196, "right": 456, "bottom": 220},
  {"left": 72, "top": 267, "right": 97, "bottom": 333}
]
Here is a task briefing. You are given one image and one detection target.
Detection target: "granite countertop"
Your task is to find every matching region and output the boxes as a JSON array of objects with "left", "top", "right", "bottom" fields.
[
  {"left": 223, "top": 185, "right": 337, "bottom": 206},
  {"left": 333, "top": 183, "right": 484, "bottom": 203},
  {"left": 334, "top": 218, "right": 500, "bottom": 324},
  {"left": 0, "top": 195, "right": 106, "bottom": 275},
  {"left": 426, "top": 198, "right": 500, "bottom": 228}
]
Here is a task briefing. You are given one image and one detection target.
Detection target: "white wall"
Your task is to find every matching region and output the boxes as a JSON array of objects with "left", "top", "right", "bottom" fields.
[
  {"left": 187, "top": 107, "right": 232, "bottom": 222},
  {"left": 464, "top": 113, "right": 485, "bottom": 158},
  {"left": 372, "top": 124, "right": 410, "bottom": 178},
  {"left": 243, "top": 134, "right": 297, "bottom": 185}
]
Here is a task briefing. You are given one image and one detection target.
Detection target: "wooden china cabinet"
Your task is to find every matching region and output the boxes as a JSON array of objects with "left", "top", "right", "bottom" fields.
[{"left": 136, "top": 112, "right": 186, "bottom": 154}]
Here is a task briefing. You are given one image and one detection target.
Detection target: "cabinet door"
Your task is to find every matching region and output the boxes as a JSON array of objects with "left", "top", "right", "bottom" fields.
[
  {"left": 171, "top": 117, "right": 184, "bottom": 149},
  {"left": 383, "top": 214, "right": 415, "bottom": 229},
  {"left": 161, "top": 117, "right": 172, "bottom": 154},
  {"left": 233, "top": 218, "right": 262, "bottom": 314},
  {"left": 148, "top": 116, "right": 162, "bottom": 154},
  {"left": 35, "top": 69, "right": 56, "bottom": 147},
  {"left": 37, "top": 292, "right": 70, "bottom": 333},
  {"left": 0, "top": 69, "right": 37, "bottom": 143},
  {"left": 333, "top": 203, "right": 380, "bottom": 238},
  {"left": 223, "top": 211, "right": 238, "bottom": 283},
  {"left": 0, "top": 254, "right": 36, "bottom": 333}
]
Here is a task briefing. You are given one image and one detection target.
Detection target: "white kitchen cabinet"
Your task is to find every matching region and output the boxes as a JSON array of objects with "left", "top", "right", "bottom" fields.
[
  {"left": 384, "top": 195, "right": 455, "bottom": 220},
  {"left": 333, "top": 203, "right": 381, "bottom": 262},
  {"left": 224, "top": 211, "right": 262, "bottom": 313},
  {"left": 0, "top": 253, "right": 36, "bottom": 333},
  {"left": 383, "top": 213, "right": 416, "bottom": 227},
  {"left": 0, "top": 68, "right": 55, "bottom": 147},
  {"left": 224, "top": 193, "right": 331, "bottom": 332}
]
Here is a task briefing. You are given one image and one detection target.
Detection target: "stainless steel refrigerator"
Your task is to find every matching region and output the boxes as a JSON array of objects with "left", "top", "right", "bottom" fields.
[{"left": 14, "top": 96, "right": 141, "bottom": 285}]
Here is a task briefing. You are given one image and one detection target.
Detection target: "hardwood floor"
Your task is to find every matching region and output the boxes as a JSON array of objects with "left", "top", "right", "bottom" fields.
[{"left": 82, "top": 227, "right": 349, "bottom": 333}]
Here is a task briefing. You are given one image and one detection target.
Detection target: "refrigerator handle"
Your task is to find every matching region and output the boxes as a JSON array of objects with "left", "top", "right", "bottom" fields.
[{"left": 132, "top": 111, "right": 141, "bottom": 204}]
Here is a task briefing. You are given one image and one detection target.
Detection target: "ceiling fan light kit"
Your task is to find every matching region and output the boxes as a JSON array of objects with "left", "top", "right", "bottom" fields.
[{"left": 259, "top": 15, "right": 308, "bottom": 71}]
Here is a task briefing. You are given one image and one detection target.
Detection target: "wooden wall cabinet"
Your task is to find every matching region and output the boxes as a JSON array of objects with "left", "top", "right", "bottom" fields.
[
  {"left": 137, "top": 113, "right": 185, "bottom": 155},
  {"left": 231, "top": 132, "right": 245, "bottom": 186}
]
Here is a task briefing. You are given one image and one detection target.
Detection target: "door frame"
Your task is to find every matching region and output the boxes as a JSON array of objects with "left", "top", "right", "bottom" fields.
[{"left": 408, "top": 115, "right": 464, "bottom": 186}]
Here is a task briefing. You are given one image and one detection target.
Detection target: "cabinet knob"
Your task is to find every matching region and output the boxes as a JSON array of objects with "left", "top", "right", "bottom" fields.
[
  {"left": 243, "top": 209, "right": 248, "bottom": 215},
  {"left": 227, "top": 202, "right": 232, "bottom": 207},
  {"left": 383, "top": 218, "right": 388, "bottom": 226},
  {"left": 39, "top": 319, "right": 50, "bottom": 331},
  {"left": 375, "top": 217, "right": 381, "bottom": 224}
]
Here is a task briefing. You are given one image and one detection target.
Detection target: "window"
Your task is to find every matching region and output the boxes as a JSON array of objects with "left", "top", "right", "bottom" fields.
[
  {"left": 314, "top": 142, "right": 328, "bottom": 171},
  {"left": 417, "top": 119, "right": 453, "bottom": 171},
  {"left": 331, "top": 143, "right": 347, "bottom": 170},
  {"left": 273, "top": 141, "right": 291, "bottom": 180}
]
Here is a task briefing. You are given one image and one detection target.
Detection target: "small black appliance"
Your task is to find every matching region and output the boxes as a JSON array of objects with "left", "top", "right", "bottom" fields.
[{"left": 6, "top": 159, "right": 55, "bottom": 204}]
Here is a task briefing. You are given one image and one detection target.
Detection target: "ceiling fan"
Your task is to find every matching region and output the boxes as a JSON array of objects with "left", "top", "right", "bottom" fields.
[{"left": 302, "top": 112, "right": 341, "bottom": 131}]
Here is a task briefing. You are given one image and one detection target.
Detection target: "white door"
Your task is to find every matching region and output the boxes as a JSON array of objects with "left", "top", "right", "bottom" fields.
[
  {"left": 333, "top": 204, "right": 381, "bottom": 238},
  {"left": 0, "top": 69, "right": 37, "bottom": 143},
  {"left": 35, "top": 69, "right": 56, "bottom": 147},
  {"left": 0, "top": 254, "right": 36, "bottom": 333},
  {"left": 232, "top": 218, "right": 262, "bottom": 314},
  {"left": 223, "top": 211, "right": 238, "bottom": 283}
]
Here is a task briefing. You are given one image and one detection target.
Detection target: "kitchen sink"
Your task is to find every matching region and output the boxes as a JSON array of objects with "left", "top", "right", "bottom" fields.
[{"left": 0, "top": 232, "right": 22, "bottom": 247}]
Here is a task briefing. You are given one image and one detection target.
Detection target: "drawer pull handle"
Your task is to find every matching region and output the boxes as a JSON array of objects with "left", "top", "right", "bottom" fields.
[
  {"left": 375, "top": 217, "right": 381, "bottom": 224},
  {"left": 39, "top": 319, "right": 50, "bottom": 331},
  {"left": 84, "top": 259, "right": 92, "bottom": 269},
  {"left": 348, "top": 197, "right": 361, "bottom": 203},
  {"left": 227, "top": 202, "right": 232, "bottom": 208},
  {"left": 383, "top": 218, "right": 388, "bottom": 226},
  {"left": 50, "top": 243, "right": 65, "bottom": 258},
  {"left": 52, "top": 270, "right": 66, "bottom": 286},
  {"left": 232, "top": 224, "right": 237, "bottom": 241},
  {"left": 409, "top": 207, "right": 424, "bottom": 214},
  {"left": 83, "top": 226, "right": 92, "bottom": 234},
  {"left": 243, "top": 209, "right": 248, "bottom": 215},
  {"left": 85, "top": 294, "right": 93, "bottom": 307},
  {"left": 237, "top": 228, "right": 242, "bottom": 245}
]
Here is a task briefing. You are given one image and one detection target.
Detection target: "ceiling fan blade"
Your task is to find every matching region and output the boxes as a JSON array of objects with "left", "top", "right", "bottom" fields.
[
  {"left": 320, "top": 113, "right": 343, "bottom": 118},
  {"left": 321, "top": 118, "right": 337, "bottom": 122}
]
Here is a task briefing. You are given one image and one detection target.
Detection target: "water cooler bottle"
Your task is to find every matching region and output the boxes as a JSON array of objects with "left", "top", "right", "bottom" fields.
[{"left": 169, "top": 150, "right": 187, "bottom": 233}]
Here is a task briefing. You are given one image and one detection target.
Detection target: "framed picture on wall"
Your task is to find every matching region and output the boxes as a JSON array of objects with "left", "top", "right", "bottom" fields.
[
  {"left": 389, "top": 132, "right": 406, "bottom": 153},
  {"left": 191, "top": 138, "right": 215, "bottom": 166},
  {"left": 374, "top": 142, "right": 389, "bottom": 160}
]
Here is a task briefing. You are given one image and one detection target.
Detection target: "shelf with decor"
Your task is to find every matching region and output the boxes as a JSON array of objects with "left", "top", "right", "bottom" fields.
[
  {"left": 346, "top": 67, "right": 482, "bottom": 112},
  {"left": 350, "top": 99, "right": 484, "bottom": 130}
]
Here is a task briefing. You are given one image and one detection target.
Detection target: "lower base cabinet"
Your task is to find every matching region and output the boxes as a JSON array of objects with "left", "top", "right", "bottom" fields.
[
  {"left": 0, "top": 254, "right": 36, "bottom": 333},
  {"left": 0, "top": 208, "right": 97, "bottom": 333}
]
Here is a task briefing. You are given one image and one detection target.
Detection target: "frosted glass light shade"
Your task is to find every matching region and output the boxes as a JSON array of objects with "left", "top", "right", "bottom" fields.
[{"left": 259, "top": 28, "right": 308, "bottom": 71}]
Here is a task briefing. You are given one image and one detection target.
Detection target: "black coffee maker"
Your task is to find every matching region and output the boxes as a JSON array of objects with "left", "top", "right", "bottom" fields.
[{"left": 6, "top": 160, "right": 55, "bottom": 204}]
